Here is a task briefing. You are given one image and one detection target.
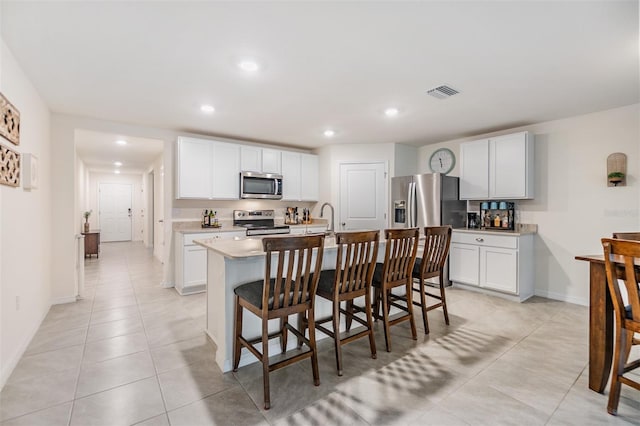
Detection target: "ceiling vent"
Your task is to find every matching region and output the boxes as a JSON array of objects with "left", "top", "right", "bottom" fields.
[{"left": 427, "top": 85, "right": 459, "bottom": 99}]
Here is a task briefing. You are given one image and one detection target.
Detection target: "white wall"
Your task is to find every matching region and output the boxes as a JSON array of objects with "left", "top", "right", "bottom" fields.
[
  {"left": 87, "top": 172, "right": 144, "bottom": 241},
  {"left": 418, "top": 103, "right": 640, "bottom": 305},
  {"left": 0, "top": 40, "right": 52, "bottom": 387}
]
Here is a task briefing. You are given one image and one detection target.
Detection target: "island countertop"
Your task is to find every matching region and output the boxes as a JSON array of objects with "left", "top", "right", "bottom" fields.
[{"left": 194, "top": 234, "right": 341, "bottom": 259}]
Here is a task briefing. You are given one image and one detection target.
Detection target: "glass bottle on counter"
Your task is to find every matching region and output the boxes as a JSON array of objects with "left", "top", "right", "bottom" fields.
[
  {"left": 493, "top": 214, "right": 501, "bottom": 228},
  {"left": 204, "top": 209, "right": 209, "bottom": 226},
  {"left": 502, "top": 214, "right": 509, "bottom": 228}
]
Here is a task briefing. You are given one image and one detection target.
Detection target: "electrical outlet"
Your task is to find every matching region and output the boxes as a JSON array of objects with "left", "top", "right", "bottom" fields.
[{"left": 16, "top": 296, "right": 20, "bottom": 311}]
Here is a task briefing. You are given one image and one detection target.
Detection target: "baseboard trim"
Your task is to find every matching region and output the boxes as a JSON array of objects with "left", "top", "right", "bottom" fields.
[
  {"left": 0, "top": 305, "right": 50, "bottom": 390},
  {"left": 534, "top": 289, "right": 587, "bottom": 306},
  {"left": 51, "top": 296, "right": 78, "bottom": 305}
]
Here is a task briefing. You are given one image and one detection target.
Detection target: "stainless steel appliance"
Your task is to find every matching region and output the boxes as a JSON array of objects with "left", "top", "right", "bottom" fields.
[
  {"left": 391, "top": 173, "right": 465, "bottom": 230},
  {"left": 391, "top": 173, "right": 465, "bottom": 286},
  {"left": 240, "top": 171, "right": 283, "bottom": 199},
  {"left": 233, "top": 210, "right": 290, "bottom": 236}
]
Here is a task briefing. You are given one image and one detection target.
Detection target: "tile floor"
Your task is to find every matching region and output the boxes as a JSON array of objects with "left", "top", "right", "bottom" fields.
[{"left": 2, "top": 241, "right": 640, "bottom": 425}]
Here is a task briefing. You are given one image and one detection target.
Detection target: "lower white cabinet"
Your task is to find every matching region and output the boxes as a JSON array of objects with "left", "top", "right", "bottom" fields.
[
  {"left": 449, "top": 230, "right": 534, "bottom": 301},
  {"left": 175, "top": 231, "right": 245, "bottom": 295},
  {"left": 289, "top": 225, "right": 327, "bottom": 235}
]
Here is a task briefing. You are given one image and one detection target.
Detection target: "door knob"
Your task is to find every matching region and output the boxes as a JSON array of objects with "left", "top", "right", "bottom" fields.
[{"left": 341, "top": 222, "right": 346, "bottom": 227}]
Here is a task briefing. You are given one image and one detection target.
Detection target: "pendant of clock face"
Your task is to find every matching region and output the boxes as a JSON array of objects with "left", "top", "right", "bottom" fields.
[{"left": 429, "top": 148, "right": 455, "bottom": 175}]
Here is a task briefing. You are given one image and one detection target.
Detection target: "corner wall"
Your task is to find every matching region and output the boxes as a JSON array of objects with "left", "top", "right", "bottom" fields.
[
  {"left": 418, "top": 103, "right": 640, "bottom": 305},
  {"left": 0, "top": 40, "right": 52, "bottom": 387}
]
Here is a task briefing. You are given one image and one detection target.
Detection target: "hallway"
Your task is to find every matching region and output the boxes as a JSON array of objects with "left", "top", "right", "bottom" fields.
[{"left": 2, "top": 242, "right": 640, "bottom": 425}]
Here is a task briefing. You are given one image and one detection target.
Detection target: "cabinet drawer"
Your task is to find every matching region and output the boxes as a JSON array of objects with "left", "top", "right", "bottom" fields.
[
  {"left": 452, "top": 232, "right": 518, "bottom": 249},
  {"left": 183, "top": 233, "right": 217, "bottom": 245}
]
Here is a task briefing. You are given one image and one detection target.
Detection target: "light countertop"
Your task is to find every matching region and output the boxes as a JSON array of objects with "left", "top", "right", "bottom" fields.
[
  {"left": 453, "top": 223, "right": 537, "bottom": 236},
  {"left": 193, "top": 234, "right": 342, "bottom": 259},
  {"left": 173, "top": 220, "right": 328, "bottom": 234}
]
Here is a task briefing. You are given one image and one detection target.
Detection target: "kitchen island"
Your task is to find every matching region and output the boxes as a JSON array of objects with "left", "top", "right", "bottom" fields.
[{"left": 195, "top": 235, "right": 387, "bottom": 372}]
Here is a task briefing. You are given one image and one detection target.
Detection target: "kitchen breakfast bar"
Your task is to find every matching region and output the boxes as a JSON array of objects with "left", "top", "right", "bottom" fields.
[{"left": 195, "top": 235, "right": 388, "bottom": 372}]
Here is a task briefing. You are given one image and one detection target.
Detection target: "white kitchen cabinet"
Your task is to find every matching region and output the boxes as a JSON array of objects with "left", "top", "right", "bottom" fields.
[
  {"left": 300, "top": 154, "right": 319, "bottom": 201},
  {"left": 240, "top": 146, "right": 281, "bottom": 174},
  {"left": 281, "top": 152, "right": 319, "bottom": 201},
  {"left": 176, "top": 138, "right": 240, "bottom": 200},
  {"left": 459, "top": 131, "right": 534, "bottom": 200},
  {"left": 289, "top": 225, "right": 327, "bottom": 235},
  {"left": 175, "top": 230, "right": 246, "bottom": 295},
  {"left": 240, "top": 146, "right": 262, "bottom": 172},
  {"left": 449, "top": 230, "right": 534, "bottom": 302},
  {"left": 176, "top": 137, "right": 213, "bottom": 199},
  {"left": 262, "top": 149, "right": 282, "bottom": 174},
  {"left": 212, "top": 142, "right": 241, "bottom": 199}
]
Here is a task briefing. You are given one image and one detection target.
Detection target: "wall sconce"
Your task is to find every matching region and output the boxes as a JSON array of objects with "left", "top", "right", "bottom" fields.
[{"left": 607, "top": 153, "right": 627, "bottom": 187}]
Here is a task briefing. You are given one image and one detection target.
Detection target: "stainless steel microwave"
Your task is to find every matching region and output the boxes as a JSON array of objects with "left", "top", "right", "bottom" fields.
[{"left": 240, "top": 171, "right": 283, "bottom": 199}]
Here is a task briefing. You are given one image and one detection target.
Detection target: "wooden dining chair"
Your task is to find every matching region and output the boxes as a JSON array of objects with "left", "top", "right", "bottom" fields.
[
  {"left": 372, "top": 228, "right": 420, "bottom": 352},
  {"left": 412, "top": 226, "right": 453, "bottom": 334},
  {"left": 311, "top": 230, "right": 380, "bottom": 376},
  {"left": 232, "top": 234, "right": 325, "bottom": 410},
  {"left": 601, "top": 238, "right": 640, "bottom": 415},
  {"left": 613, "top": 232, "right": 640, "bottom": 241}
]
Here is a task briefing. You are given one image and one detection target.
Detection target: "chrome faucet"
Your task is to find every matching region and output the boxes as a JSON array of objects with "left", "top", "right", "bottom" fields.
[{"left": 320, "top": 202, "right": 335, "bottom": 233}]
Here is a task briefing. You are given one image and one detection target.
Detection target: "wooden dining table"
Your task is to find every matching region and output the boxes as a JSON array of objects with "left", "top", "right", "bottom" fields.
[{"left": 575, "top": 253, "right": 640, "bottom": 393}]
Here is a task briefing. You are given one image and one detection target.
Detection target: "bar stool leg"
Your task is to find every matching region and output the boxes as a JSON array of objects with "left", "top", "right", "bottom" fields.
[
  {"left": 261, "top": 317, "right": 271, "bottom": 410},
  {"left": 233, "top": 296, "right": 243, "bottom": 371}
]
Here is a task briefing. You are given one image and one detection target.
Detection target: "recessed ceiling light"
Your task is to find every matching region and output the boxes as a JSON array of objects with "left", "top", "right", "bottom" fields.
[
  {"left": 323, "top": 129, "right": 335, "bottom": 138},
  {"left": 238, "top": 60, "right": 259, "bottom": 72},
  {"left": 200, "top": 104, "right": 215, "bottom": 113},
  {"left": 114, "top": 161, "right": 123, "bottom": 167},
  {"left": 114, "top": 170, "right": 121, "bottom": 174},
  {"left": 115, "top": 140, "right": 127, "bottom": 146},
  {"left": 384, "top": 108, "right": 399, "bottom": 117}
]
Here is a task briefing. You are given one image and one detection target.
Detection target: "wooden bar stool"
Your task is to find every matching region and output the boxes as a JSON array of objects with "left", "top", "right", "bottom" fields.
[
  {"left": 412, "top": 226, "right": 452, "bottom": 334},
  {"left": 312, "top": 230, "right": 380, "bottom": 376},
  {"left": 372, "top": 228, "right": 419, "bottom": 352},
  {"left": 232, "top": 235, "right": 325, "bottom": 410},
  {"left": 601, "top": 238, "right": 640, "bottom": 415},
  {"left": 613, "top": 232, "right": 640, "bottom": 241}
]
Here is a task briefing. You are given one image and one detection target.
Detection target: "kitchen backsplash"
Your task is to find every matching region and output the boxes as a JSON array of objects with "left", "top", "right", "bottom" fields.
[{"left": 172, "top": 200, "right": 316, "bottom": 222}]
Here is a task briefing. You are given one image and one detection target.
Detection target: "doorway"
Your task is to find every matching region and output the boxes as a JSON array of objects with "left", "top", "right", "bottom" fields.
[
  {"left": 339, "top": 162, "right": 388, "bottom": 231},
  {"left": 99, "top": 183, "right": 133, "bottom": 242}
]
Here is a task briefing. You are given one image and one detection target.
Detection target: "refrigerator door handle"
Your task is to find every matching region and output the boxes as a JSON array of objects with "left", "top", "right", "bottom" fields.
[
  {"left": 408, "top": 182, "right": 416, "bottom": 228},
  {"left": 406, "top": 182, "right": 412, "bottom": 228}
]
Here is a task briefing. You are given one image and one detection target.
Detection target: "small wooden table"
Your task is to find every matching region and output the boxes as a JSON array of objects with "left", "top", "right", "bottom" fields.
[
  {"left": 82, "top": 230, "right": 100, "bottom": 258},
  {"left": 575, "top": 253, "right": 640, "bottom": 393}
]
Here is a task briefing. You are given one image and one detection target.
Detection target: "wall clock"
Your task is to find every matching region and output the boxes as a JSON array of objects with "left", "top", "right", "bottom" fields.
[{"left": 429, "top": 148, "right": 455, "bottom": 174}]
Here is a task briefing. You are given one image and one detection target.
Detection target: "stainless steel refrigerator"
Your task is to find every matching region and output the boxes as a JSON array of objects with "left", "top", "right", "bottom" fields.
[
  {"left": 391, "top": 173, "right": 466, "bottom": 230},
  {"left": 391, "top": 173, "right": 465, "bottom": 285}
]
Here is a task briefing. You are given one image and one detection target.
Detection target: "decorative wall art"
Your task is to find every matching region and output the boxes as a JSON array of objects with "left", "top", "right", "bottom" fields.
[
  {"left": 22, "top": 153, "right": 38, "bottom": 190},
  {"left": 0, "top": 93, "right": 20, "bottom": 146},
  {"left": 0, "top": 144, "right": 20, "bottom": 187}
]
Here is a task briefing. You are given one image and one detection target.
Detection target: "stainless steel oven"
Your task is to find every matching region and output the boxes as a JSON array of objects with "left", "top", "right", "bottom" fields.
[{"left": 240, "top": 171, "right": 283, "bottom": 199}]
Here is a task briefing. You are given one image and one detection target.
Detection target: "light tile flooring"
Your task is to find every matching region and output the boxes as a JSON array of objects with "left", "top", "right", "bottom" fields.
[{"left": 2, "top": 241, "right": 640, "bottom": 425}]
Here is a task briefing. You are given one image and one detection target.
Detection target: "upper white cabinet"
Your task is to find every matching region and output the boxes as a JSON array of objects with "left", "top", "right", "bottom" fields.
[
  {"left": 262, "top": 149, "right": 282, "bottom": 174},
  {"left": 240, "top": 146, "right": 262, "bottom": 172},
  {"left": 176, "top": 137, "right": 240, "bottom": 200},
  {"left": 281, "top": 152, "right": 319, "bottom": 201},
  {"left": 460, "top": 131, "right": 534, "bottom": 200},
  {"left": 240, "top": 146, "right": 282, "bottom": 174},
  {"left": 212, "top": 142, "right": 241, "bottom": 199},
  {"left": 300, "top": 154, "right": 319, "bottom": 201},
  {"left": 177, "top": 137, "right": 316, "bottom": 200}
]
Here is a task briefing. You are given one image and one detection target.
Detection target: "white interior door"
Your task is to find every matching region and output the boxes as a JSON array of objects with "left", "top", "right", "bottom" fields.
[
  {"left": 339, "top": 162, "right": 387, "bottom": 231},
  {"left": 99, "top": 183, "right": 133, "bottom": 242}
]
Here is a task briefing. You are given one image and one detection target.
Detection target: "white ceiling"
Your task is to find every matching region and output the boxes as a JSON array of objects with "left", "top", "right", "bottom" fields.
[
  {"left": 1, "top": 1, "right": 638, "bottom": 152},
  {"left": 75, "top": 130, "right": 163, "bottom": 174}
]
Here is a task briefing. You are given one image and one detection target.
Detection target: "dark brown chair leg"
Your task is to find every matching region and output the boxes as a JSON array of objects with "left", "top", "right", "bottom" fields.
[
  {"left": 364, "top": 289, "right": 377, "bottom": 359},
  {"left": 307, "top": 307, "right": 320, "bottom": 386},
  {"left": 297, "top": 312, "right": 307, "bottom": 349},
  {"left": 405, "top": 281, "right": 417, "bottom": 340},
  {"left": 332, "top": 300, "right": 344, "bottom": 375},
  {"left": 418, "top": 277, "right": 429, "bottom": 334},
  {"left": 440, "top": 273, "right": 450, "bottom": 326},
  {"left": 233, "top": 297, "right": 243, "bottom": 371},
  {"left": 345, "top": 300, "right": 354, "bottom": 331},
  {"left": 382, "top": 288, "right": 392, "bottom": 352},
  {"left": 280, "top": 317, "right": 288, "bottom": 353},
  {"left": 608, "top": 327, "right": 631, "bottom": 415},
  {"left": 261, "top": 317, "right": 271, "bottom": 410}
]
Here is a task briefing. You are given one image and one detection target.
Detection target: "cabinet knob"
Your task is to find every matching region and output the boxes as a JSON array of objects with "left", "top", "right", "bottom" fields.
[{"left": 475, "top": 238, "right": 484, "bottom": 242}]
